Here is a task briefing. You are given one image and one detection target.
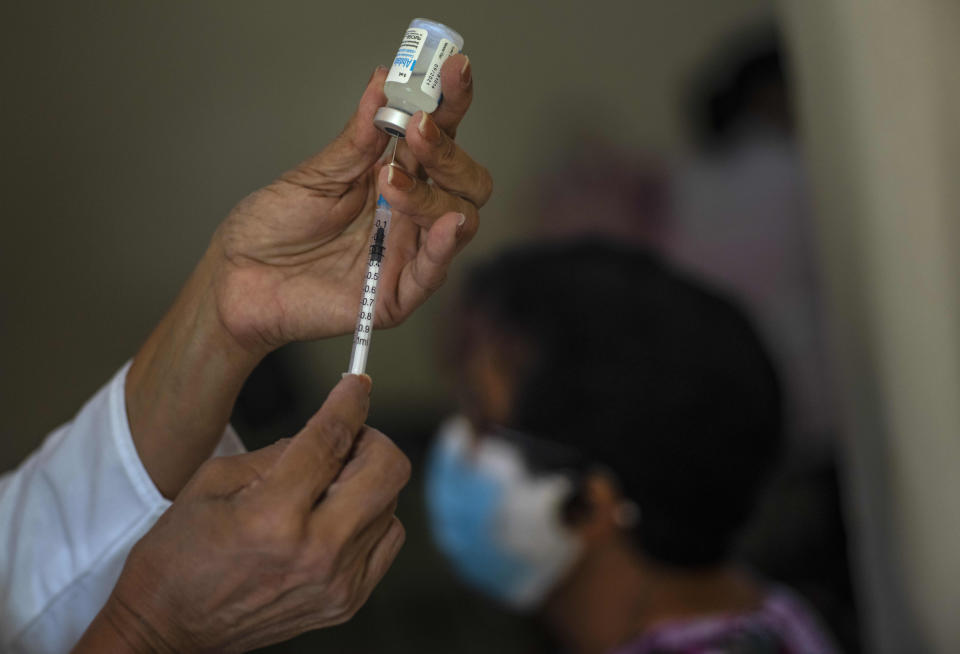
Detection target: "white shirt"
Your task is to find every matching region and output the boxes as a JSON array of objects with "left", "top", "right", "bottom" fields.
[{"left": 0, "top": 363, "right": 245, "bottom": 653}]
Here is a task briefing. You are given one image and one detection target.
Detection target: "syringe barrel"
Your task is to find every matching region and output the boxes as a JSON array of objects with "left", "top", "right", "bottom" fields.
[{"left": 347, "top": 196, "right": 392, "bottom": 376}]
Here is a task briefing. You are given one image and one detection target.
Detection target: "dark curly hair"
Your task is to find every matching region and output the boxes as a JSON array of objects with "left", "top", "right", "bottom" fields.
[{"left": 457, "top": 239, "right": 783, "bottom": 567}]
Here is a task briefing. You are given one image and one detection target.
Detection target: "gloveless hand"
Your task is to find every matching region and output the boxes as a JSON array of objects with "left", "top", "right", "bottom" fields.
[
  {"left": 211, "top": 54, "right": 491, "bottom": 356},
  {"left": 125, "top": 53, "right": 490, "bottom": 500},
  {"left": 76, "top": 376, "right": 410, "bottom": 652}
]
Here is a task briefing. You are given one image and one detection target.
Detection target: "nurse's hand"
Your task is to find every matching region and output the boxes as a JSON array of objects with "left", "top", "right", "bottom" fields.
[
  {"left": 126, "top": 54, "right": 489, "bottom": 500},
  {"left": 212, "top": 54, "right": 491, "bottom": 355},
  {"left": 75, "top": 375, "right": 411, "bottom": 652}
]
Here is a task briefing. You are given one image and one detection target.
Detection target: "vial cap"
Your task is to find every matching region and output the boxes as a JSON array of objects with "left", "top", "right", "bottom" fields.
[{"left": 374, "top": 106, "right": 412, "bottom": 138}]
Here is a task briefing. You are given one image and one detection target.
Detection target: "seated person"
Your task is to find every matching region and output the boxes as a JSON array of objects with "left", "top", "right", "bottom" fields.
[{"left": 426, "top": 240, "right": 838, "bottom": 654}]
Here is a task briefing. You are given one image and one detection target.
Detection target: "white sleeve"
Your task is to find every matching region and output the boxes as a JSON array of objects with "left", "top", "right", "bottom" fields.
[{"left": 0, "top": 362, "right": 246, "bottom": 653}]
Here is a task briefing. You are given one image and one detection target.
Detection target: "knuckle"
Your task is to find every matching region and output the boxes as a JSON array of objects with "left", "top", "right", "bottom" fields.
[
  {"left": 439, "top": 135, "right": 459, "bottom": 166},
  {"left": 476, "top": 165, "right": 494, "bottom": 205},
  {"left": 338, "top": 582, "right": 359, "bottom": 613},
  {"left": 391, "top": 518, "right": 407, "bottom": 548},
  {"left": 314, "top": 417, "right": 355, "bottom": 462},
  {"left": 344, "top": 592, "right": 370, "bottom": 623},
  {"left": 425, "top": 181, "right": 448, "bottom": 214},
  {"left": 368, "top": 430, "right": 412, "bottom": 488},
  {"left": 303, "top": 520, "right": 357, "bottom": 580},
  {"left": 327, "top": 575, "right": 361, "bottom": 619},
  {"left": 420, "top": 266, "right": 447, "bottom": 293},
  {"left": 381, "top": 303, "right": 408, "bottom": 327},
  {"left": 364, "top": 426, "right": 390, "bottom": 449},
  {"left": 394, "top": 452, "right": 413, "bottom": 487},
  {"left": 330, "top": 602, "right": 359, "bottom": 626}
]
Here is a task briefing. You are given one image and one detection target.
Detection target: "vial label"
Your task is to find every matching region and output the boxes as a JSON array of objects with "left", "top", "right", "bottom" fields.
[
  {"left": 421, "top": 38, "right": 459, "bottom": 99},
  {"left": 386, "top": 28, "right": 428, "bottom": 84}
]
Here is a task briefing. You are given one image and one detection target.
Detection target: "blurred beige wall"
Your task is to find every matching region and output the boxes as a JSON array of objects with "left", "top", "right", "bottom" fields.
[
  {"left": 781, "top": 1, "right": 960, "bottom": 652},
  {"left": 0, "top": 0, "right": 773, "bottom": 469}
]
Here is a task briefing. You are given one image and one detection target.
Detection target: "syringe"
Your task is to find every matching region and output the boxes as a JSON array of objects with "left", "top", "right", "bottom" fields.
[{"left": 347, "top": 136, "right": 399, "bottom": 375}]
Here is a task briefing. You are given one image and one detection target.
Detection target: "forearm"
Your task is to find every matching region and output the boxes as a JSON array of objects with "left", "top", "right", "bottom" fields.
[
  {"left": 126, "top": 250, "right": 262, "bottom": 498},
  {"left": 73, "top": 597, "right": 177, "bottom": 654},
  {"left": 72, "top": 610, "right": 149, "bottom": 654},
  {"left": 72, "top": 615, "right": 143, "bottom": 653}
]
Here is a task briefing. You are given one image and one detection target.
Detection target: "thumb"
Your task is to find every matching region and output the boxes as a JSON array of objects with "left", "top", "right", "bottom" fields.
[
  {"left": 190, "top": 439, "right": 293, "bottom": 497},
  {"left": 282, "top": 66, "right": 391, "bottom": 192}
]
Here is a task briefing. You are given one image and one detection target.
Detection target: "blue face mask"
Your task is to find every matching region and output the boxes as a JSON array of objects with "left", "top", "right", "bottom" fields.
[{"left": 424, "top": 416, "right": 582, "bottom": 610}]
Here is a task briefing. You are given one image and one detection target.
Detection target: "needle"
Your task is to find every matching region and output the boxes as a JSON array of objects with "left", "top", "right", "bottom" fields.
[{"left": 389, "top": 135, "right": 399, "bottom": 167}]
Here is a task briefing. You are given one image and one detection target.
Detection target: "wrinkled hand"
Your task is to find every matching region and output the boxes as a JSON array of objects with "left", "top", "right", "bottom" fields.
[
  {"left": 87, "top": 376, "right": 410, "bottom": 652},
  {"left": 212, "top": 54, "right": 491, "bottom": 355}
]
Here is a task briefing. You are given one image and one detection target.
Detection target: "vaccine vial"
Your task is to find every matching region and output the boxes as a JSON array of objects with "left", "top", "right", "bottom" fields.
[{"left": 374, "top": 18, "right": 464, "bottom": 137}]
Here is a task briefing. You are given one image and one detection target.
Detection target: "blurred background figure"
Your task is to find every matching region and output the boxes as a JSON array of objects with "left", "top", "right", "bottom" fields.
[
  {"left": 426, "top": 240, "right": 838, "bottom": 654},
  {"left": 669, "top": 26, "right": 836, "bottom": 459}
]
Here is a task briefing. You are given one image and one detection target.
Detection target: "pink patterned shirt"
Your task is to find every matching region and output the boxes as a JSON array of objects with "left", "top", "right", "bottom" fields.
[{"left": 609, "top": 587, "right": 839, "bottom": 654}]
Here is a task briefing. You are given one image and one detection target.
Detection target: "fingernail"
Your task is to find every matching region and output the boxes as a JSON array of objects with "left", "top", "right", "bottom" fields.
[
  {"left": 460, "top": 55, "right": 471, "bottom": 87},
  {"left": 455, "top": 213, "right": 467, "bottom": 238},
  {"left": 359, "top": 374, "right": 373, "bottom": 393},
  {"left": 387, "top": 165, "right": 415, "bottom": 191},
  {"left": 371, "top": 65, "right": 387, "bottom": 81},
  {"left": 343, "top": 373, "right": 373, "bottom": 393},
  {"left": 418, "top": 112, "right": 444, "bottom": 146}
]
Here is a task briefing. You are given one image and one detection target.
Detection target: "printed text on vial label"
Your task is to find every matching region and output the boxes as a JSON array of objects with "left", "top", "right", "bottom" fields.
[
  {"left": 421, "top": 39, "right": 459, "bottom": 98},
  {"left": 387, "top": 28, "right": 427, "bottom": 84}
]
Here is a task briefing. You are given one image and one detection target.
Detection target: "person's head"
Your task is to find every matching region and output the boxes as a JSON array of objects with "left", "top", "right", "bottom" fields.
[
  {"left": 685, "top": 26, "right": 792, "bottom": 151},
  {"left": 426, "top": 240, "right": 783, "bottom": 610}
]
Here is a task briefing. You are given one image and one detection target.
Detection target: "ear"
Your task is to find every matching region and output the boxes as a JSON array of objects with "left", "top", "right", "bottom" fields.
[{"left": 567, "top": 472, "right": 624, "bottom": 548}]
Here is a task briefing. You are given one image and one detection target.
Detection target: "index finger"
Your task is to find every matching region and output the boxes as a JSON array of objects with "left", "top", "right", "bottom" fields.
[
  {"left": 310, "top": 427, "right": 411, "bottom": 542},
  {"left": 431, "top": 53, "right": 473, "bottom": 138},
  {"left": 402, "top": 112, "right": 493, "bottom": 208},
  {"left": 266, "top": 374, "right": 372, "bottom": 507}
]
